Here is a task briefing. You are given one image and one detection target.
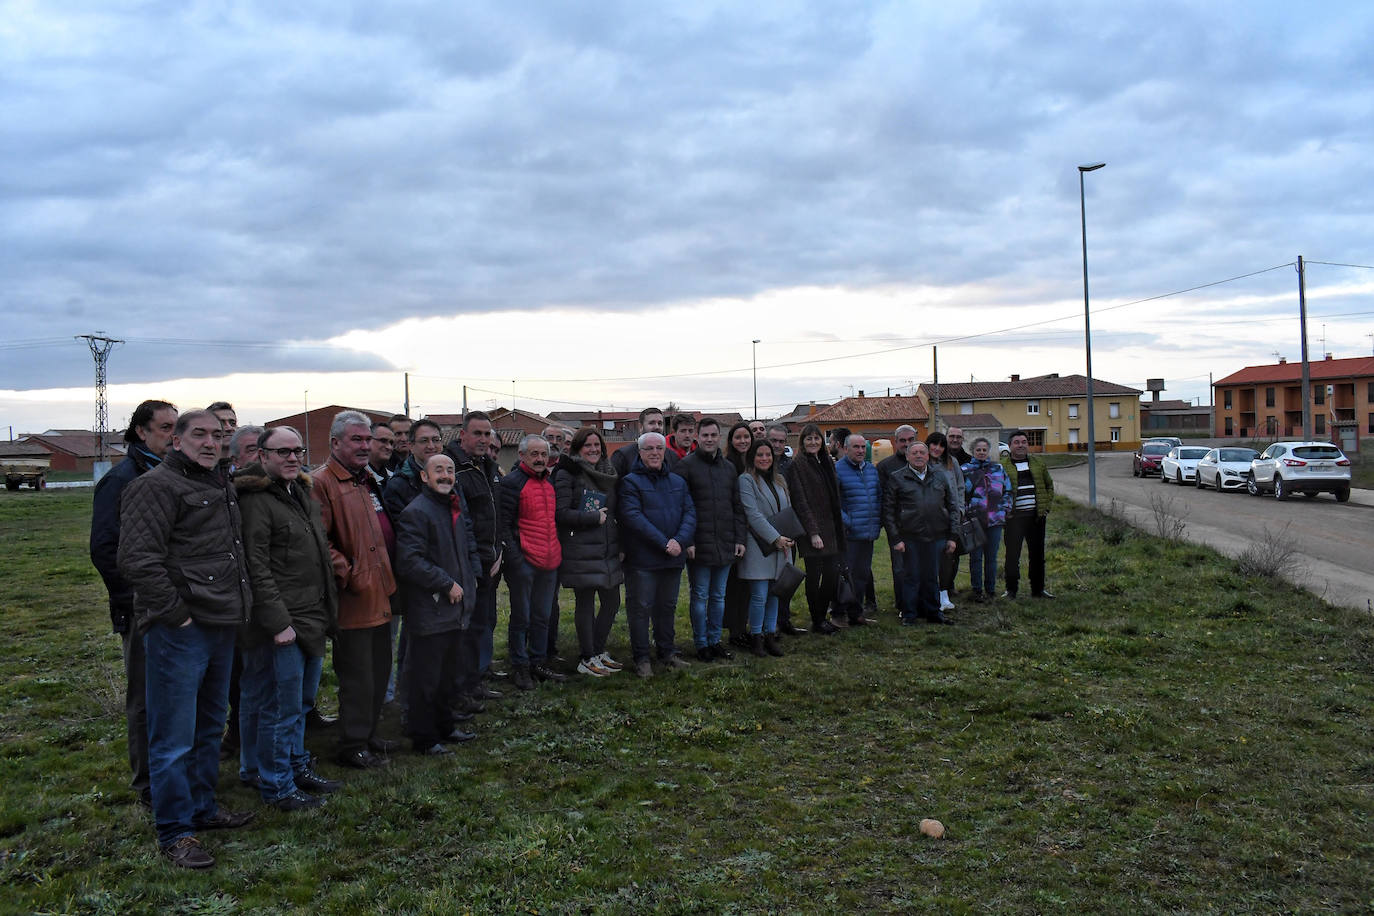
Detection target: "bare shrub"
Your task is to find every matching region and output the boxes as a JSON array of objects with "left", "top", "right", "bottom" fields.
[
  {"left": 1147, "top": 492, "right": 1188, "bottom": 541},
  {"left": 1089, "top": 498, "right": 1132, "bottom": 545},
  {"left": 1236, "top": 523, "right": 1305, "bottom": 581}
]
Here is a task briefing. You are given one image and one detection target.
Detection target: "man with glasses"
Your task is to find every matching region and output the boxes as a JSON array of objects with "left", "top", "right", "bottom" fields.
[
  {"left": 312, "top": 411, "right": 398, "bottom": 769},
  {"left": 118, "top": 410, "right": 254, "bottom": 868},
  {"left": 367, "top": 422, "right": 395, "bottom": 487},
  {"left": 235, "top": 427, "right": 341, "bottom": 811}
]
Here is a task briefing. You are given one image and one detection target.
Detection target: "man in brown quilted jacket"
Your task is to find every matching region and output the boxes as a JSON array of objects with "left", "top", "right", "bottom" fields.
[{"left": 117, "top": 409, "right": 254, "bottom": 869}]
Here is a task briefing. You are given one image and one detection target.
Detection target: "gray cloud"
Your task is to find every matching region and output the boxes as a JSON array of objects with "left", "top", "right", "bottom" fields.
[{"left": 4, "top": 0, "right": 1373, "bottom": 389}]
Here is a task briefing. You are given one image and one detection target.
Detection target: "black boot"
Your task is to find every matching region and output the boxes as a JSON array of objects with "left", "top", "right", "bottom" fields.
[
  {"left": 750, "top": 634, "right": 767, "bottom": 657},
  {"left": 763, "top": 633, "right": 784, "bottom": 657}
]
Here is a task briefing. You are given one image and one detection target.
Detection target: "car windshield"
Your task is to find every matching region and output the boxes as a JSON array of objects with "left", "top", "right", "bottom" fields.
[
  {"left": 1179, "top": 448, "right": 1209, "bottom": 459},
  {"left": 1142, "top": 444, "right": 1170, "bottom": 456},
  {"left": 1219, "top": 448, "right": 1258, "bottom": 462},
  {"left": 1292, "top": 446, "right": 1343, "bottom": 460}
]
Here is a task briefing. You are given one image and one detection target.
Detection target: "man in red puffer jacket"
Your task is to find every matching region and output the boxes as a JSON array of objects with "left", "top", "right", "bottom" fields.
[{"left": 498, "top": 434, "right": 565, "bottom": 691}]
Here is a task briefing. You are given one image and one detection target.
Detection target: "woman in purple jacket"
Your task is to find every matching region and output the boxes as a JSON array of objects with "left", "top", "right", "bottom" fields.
[{"left": 961, "top": 437, "right": 1012, "bottom": 603}]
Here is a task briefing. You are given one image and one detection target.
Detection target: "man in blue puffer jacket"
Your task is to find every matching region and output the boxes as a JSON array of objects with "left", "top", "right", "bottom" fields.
[
  {"left": 618, "top": 433, "right": 696, "bottom": 678},
  {"left": 834, "top": 433, "right": 881, "bottom": 625}
]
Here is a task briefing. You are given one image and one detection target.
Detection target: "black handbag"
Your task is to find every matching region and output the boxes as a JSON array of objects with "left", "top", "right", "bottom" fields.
[
  {"left": 754, "top": 506, "right": 805, "bottom": 556},
  {"left": 956, "top": 515, "right": 986, "bottom": 553},
  {"left": 835, "top": 564, "right": 860, "bottom": 610},
  {"left": 770, "top": 562, "right": 805, "bottom": 602}
]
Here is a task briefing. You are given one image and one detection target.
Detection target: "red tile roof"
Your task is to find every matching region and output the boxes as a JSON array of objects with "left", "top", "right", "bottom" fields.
[
  {"left": 937, "top": 413, "right": 1005, "bottom": 429},
  {"left": 1214, "top": 356, "right": 1374, "bottom": 386},
  {"left": 20, "top": 433, "right": 127, "bottom": 459},
  {"left": 924, "top": 373, "right": 1141, "bottom": 399},
  {"left": 809, "top": 395, "right": 929, "bottom": 424}
]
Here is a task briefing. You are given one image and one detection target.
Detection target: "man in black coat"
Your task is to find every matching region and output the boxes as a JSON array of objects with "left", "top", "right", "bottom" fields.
[
  {"left": 876, "top": 424, "right": 919, "bottom": 619},
  {"left": 673, "top": 417, "right": 745, "bottom": 661},
  {"left": 444, "top": 412, "right": 505, "bottom": 696},
  {"left": 90, "top": 398, "right": 177, "bottom": 809},
  {"left": 395, "top": 454, "right": 482, "bottom": 754},
  {"left": 612, "top": 407, "right": 679, "bottom": 476}
]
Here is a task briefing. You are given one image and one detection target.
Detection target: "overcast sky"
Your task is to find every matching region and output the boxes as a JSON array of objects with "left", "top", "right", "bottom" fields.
[{"left": 4, "top": 1, "right": 1373, "bottom": 433}]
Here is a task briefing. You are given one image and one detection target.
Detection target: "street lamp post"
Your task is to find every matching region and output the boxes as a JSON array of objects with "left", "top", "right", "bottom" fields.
[
  {"left": 1079, "top": 162, "right": 1105, "bottom": 508},
  {"left": 752, "top": 339, "right": 761, "bottom": 420}
]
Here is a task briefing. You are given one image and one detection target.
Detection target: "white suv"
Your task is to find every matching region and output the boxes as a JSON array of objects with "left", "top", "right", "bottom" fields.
[{"left": 1247, "top": 441, "right": 1352, "bottom": 502}]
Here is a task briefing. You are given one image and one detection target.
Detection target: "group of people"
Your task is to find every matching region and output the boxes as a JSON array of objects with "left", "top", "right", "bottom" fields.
[{"left": 90, "top": 400, "right": 1054, "bottom": 869}]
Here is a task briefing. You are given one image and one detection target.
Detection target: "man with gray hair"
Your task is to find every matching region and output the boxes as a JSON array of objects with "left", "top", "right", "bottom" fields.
[
  {"left": 878, "top": 424, "right": 919, "bottom": 619},
  {"left": 498, "top": 434, "right": 564, "bottom": 691},
  {"left": 618, "top": 432, "right": 696, "bottom": 677},
  {"left": 312, "top": 410, "right": 398, "bottom": 769},
  {"left": 540, "top": 423, "right": 575, "bottom": 664},
  {"left": 765, "top": 424, "right": 793, "bottom": 478},
  {"left": 228, "top": 425, "right": 263, "bottom": 473},
  {"left": 834, "top": 433, "right": 881, "bottom": 626}
]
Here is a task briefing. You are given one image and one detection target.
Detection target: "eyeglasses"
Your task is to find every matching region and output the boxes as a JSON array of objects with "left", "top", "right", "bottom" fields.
[{"left": 269, "top": 447, "right": 307, "bottom": 458}]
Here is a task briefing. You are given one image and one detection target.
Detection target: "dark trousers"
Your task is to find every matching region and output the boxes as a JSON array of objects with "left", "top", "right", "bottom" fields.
[
  {"left": 404, "top": 628, "right": 461, "bottom": 749},
  {"left": 1002, "top": 512, "right": 1048, "bottom": 597},
  {"left": 888, "top": 539, "right": 907, "bottom": 617},
  {"left": 724, "top": 568, "right": 748, "bottom": 637},
  {"left": 508, "top": 559, "right": 555, "bottom": 668},
  {"left": 845, "top": 539, "right": 875, "bottom": 621},
  {"left": 804, "top": 554, "right": 840, "bottom": 626},
  {"left": 626, "top": 568, "right": 681, "bottom": 663},
  {"left": 476, "top": 571, "right": 500, "bottom": 675},
  {"left": 546, "top": 591, "right": 561, "bottom": 658},
  {"left": 333, "top": 623, "right": 392, "bottom": 754},
  {"left": 455, "top": 581, "right": 492, "bottom": 695},
  {"left": 573, "top": 586, "right": 620, "bottom": 661},
  {"left": 222, "top": 648, "right": 242, "bottom": 749},
  {"left": 899, "top": 538, "right": 943, "bottom": 621},
  {"left": 939, "top": 549, "right": 961, "bottom": 591},
  {"left": 120, "top": 628, "right": 150, "bottom": 805}
]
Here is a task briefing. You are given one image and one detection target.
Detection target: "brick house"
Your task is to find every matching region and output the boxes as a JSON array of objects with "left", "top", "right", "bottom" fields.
[{"left": 1213, "top": 354, "right": 1374, "bottom": 451}]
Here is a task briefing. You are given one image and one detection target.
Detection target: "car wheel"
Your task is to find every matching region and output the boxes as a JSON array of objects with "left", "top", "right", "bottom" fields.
[
  {"left": 1194, "top": 473, "right": 1203, "bottom": 489},
  {"left": 1336, "top": 485, "right": 1351, "bottom": 503},
  {"left": 1133, "top": 464, "right": 1140, "bottom": 478},
  {"left": 1176, "top": 470, "right": 1183, "bottom": 485},
  {"left": 1160, "top": 469, "right": 1168, "bottom": 483},
  {"left": 1274, "top": 475, "right": 1289, "bottom": 500},
  {"left": 1247, "top": 474, "right": 1259, "bottom": 496}
]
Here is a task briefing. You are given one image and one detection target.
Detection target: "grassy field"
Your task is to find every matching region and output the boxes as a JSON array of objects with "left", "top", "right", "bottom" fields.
[{"left": 1, "top": 488, "right": 1372, "bottom": 914}]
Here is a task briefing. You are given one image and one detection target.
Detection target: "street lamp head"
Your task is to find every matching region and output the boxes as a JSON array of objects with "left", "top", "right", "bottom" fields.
[
  {"left": 1078, "top": 162, "right": 1106, "bottom": 172},
  {"left": 752, "top": 339, "right": 760, "bottom": 344}
]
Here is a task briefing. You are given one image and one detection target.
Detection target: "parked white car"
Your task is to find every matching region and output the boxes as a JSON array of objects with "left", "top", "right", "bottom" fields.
[
  {"left": 1247, "top": 441, "right": 1352, "bottom": 501},
  {"left": 1159, "top": 446, "right": 1211, "bottom": 485},
  {"left": 1194, "top": 447, "right": 1258, "bottom": 491}
]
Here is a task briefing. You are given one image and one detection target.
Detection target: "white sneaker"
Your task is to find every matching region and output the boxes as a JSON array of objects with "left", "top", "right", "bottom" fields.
[
  {"left": 596, "top": 652, "right": 624, "bottom": 671},
  {"left": 577, "top": 658, "right": 609, "bottom": 677},
  {"left": 939, "top": 591, "right": 955, "bottom": 611}
]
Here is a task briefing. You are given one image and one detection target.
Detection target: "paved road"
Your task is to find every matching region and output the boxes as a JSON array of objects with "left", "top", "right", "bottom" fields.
[{"left": 1052, "top": 453, "right": 1374, "bottom": 612}]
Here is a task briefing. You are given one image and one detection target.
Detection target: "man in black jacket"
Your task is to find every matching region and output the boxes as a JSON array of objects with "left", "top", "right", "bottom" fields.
[
  {"left": 90, "top": 398, "right": 176, "bottom": 809},
  {"left": 444, "top": 411, "right": 505, "bottom": 696},
  {"left": 395, "top": 454, "right": 481, "bottom": 754},
  {"left": 882, "top": 441, "right": 959, "bottom": 626},
  {"left": 673, "top": 417, "right": 745, "bottom": 661},
  {"left": 118, "top": 409, "right": 255, "bottom": 869},
  {"left": 876, "top": 424, "right": 919, "bottom": 619},
  {"left": 612, "top": 407, "right": 678, "bottom": 476}
]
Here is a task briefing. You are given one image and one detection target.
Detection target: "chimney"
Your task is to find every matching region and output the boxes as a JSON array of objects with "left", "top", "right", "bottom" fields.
[
  {"left": 1325, "top": 353, "right": 1333, "bottom": 360},
  {"left": 857, "top": 390, "right": 864, "bottom": 398},
  {"left": 1010, "top": 374, "right": 1020, "bottom": 382},
  {"left": 1278, "top": 357, "right": 1287, "bottom": 364}
]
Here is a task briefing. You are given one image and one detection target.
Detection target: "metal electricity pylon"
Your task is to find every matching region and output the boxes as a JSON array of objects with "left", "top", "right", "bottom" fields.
[{"left": 76, "top": 333, "right": 123, "bottom": 465}]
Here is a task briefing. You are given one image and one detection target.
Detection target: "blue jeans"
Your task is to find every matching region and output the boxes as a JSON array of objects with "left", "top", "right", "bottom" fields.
[
  {"left": 968, "top": 525, "right": 1004, "bottom": 594},
  {"left": 746, "top": 578, "right": 779, "bottom": 634},
  {"left": 899, "top": 538, "right": 943, "bottom": 621},
  {"left": 144, "top": 620, "right": 235, "bottom": 848},
  {"left": 688, "top": 563, "right": 730, "bottom": 648},
  {"left": 239, "top": 642, "right": 318, "bottom": 802},
  {"left": 626, "top": 567, "right": 682, "bottom": 662},
  {"left": 508, "top": 559, "right": 556, "bottom": 667}
]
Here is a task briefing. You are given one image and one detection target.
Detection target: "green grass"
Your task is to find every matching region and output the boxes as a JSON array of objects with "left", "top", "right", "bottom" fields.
[{"left": 2, "top": 490, "right": 1373, "bottom": 913}]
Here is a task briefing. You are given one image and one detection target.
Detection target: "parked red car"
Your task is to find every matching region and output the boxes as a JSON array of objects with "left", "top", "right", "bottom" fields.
[{"left": 1132, "top": 442, "right": 1170, "bottom": 477}]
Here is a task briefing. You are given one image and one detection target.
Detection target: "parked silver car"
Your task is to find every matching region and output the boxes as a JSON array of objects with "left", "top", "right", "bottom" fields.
[
  {"left": 1195, "top": 447, "right": 1258, "bottom": 491},
  {"left": 1247, "top": 441, "right": 1352, "bottom": 501}
]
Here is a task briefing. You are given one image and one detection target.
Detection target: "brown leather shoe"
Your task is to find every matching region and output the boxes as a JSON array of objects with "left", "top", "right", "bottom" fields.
[{"left": 161, "top": 835, "right": 214, "bottom": 869}]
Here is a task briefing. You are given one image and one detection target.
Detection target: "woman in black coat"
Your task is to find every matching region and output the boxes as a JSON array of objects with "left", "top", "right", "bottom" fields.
[
  {"left": 553, "top": 427, "right": 625, "bottom": 677},
  {"left": 785, "top": 423, "right": 846, "bottom": 635},
  {"left": 723, "top": 421, "right": 754, "bottom": 649}
]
